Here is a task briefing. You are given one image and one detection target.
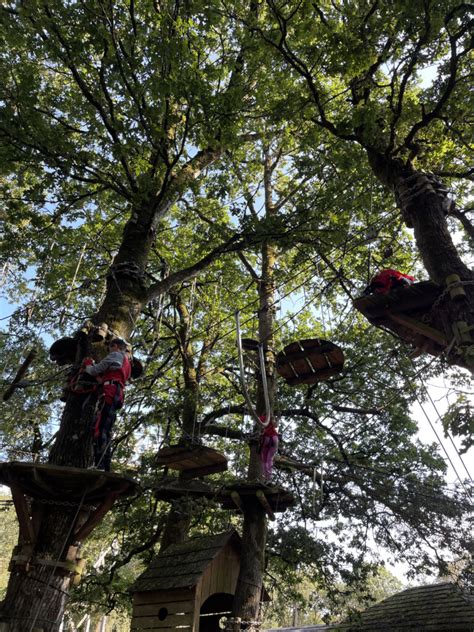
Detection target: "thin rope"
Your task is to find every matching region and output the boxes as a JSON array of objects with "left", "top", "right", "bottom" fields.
[
  {"left": 412, "top": 360, "right": 472, "bottom": 483},
  {"left": 28, "top": 487, "right": 89, "bottom": 632},
  {"left": 394, "top": 357, "right": 472, "bottom": 499},
  {"left": 59, "top": 243, "right": 86, "bottom": 326}
]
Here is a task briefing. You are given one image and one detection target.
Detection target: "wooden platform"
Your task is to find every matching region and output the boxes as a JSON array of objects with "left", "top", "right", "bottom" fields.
[
  {"left": 152, "top": 476, "right": 217, "bottom": 502},
  {"left": 0, "top": 462, "right": 138, "bottom": 553},
  {"left": 155, "top": 445, "right": 228, "bottom": 478},
  {"left": 218, "top": 480, "right": 294, "bottom": 518},
  {"left": 276, "top": 339, "right": 344, "bottom": 385},
  {"left": 353, "top": 281, "right": 448, "bottom": 357},
  {"left": 0, "top": 461, "right": 137, "bottom": 504}
]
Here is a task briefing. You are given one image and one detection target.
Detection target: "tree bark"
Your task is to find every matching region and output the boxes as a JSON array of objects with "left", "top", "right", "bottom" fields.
[{"left": 231, "top": 503, "right": 267, "bottom": 624}]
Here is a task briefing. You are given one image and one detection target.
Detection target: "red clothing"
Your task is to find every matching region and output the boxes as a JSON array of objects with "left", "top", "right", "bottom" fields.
[
  {"left": 258, "top": 415, "right": 279, "bottom": 480},
  {"left": 262, "top": 420, "right": 278, "bottom": 437},
  {"left": 368, "top": 269, "right": 415, "bottom": 295},
  {"left": 86, "top": 351, "right": 131, "bottom": 470},
  {"left": 101, "top": 355, "right": 131, "bottom": 385}
]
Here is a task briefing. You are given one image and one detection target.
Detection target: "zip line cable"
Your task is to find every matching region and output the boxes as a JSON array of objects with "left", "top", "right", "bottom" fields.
[
  {"left": 393, "top": 357, "right": 472, "bottom": 499},
  {"left": 411, "top": 361, "right": 472, "bottom": 483},
  {"left": 285, "top": 451, "right": 470, "bottom": 509}
]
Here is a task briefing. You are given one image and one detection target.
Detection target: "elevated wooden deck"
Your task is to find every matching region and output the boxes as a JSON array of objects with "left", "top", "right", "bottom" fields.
[
  {"left": 218, "top": 480, "right": 294, "bottom": 519},
  {"left": 276, "top": 339, "right": 344, "bottom": 385},
  {"left": 152, "top": 476, "right": 217, "bottom": 502},
  {"left": 155, "top": 444, "right": 228, "bottom": 478},
  {"left": 0, "top": 461, "right": 137, "bottom": 504},
  {"left": 353, "top": 281, "right": 448, "bottom": 357}
]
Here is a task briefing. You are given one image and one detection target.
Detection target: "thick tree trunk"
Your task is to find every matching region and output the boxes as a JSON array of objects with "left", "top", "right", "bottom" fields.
[
  {"left": 230, "top": 504, "right": 267, "bottom": 625},
  {"left": 367, "top": 152, "right": 474, "bottom": 369},
  {"left": 0, "top": 204, "right": 155, "bottom": 630},
  {"left": 0, "top": 509, "right": 81, "bottom": 631}
]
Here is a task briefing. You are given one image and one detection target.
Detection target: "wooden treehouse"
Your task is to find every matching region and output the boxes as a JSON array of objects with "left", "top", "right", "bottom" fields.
[
  {"left": 155, "top": 444, "right": 228, "bottom": 478},
  {"left": 130, "top": 530, "right": 269, "bottom": 632},
  {"left": 0, "top": 461, "right": 137, "bottom": 584},
  {"left": 353, "top": 281, "right": 471, "bottom": 369},
  {"left": 276, "top": 339, "right": 344, "bottom": 386}
]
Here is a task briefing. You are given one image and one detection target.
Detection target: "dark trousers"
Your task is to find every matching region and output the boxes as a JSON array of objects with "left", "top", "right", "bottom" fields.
[{"left": 93, "top": 384, "right": 123, "bottom": 471}]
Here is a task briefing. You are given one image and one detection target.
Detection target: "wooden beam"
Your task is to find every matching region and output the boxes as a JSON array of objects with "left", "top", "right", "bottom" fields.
[
  {"left": 388, "top": 313, "right": 448, "bottom": 346},
  {"left": 32, "top": 466, "right": 56, "bottom": 496},
  {"left": 74, "top": 491, "right": 119, "bottom": 543},
  {"left": 230, "top": 491, "right": 243, "bottom": 511},
  {"left": 10, "top": 483, "right": 36, "bottom": 545},
  {"left": 256, "top": 490, "right": 275, "bottom": 521}
]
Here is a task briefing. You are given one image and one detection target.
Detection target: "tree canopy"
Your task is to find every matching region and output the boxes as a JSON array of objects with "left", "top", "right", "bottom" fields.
[{"left": 0, "top": 0, "right": 472, "bottom": 629}]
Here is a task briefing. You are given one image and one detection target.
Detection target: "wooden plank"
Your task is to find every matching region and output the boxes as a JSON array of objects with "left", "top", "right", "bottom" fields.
[
  {"left": 133, "top": 602, "right": 193, "bottom": 617},
  {"left": 277, "top": 345, "right": 341, "bottom": 364},
  {"left": 388, "top": 313, "right": 448, "bottom": 345},
  {"left": 256, "top": 490, "right": 275, "bottom": 521},
  {"left": 131, "top": 614, "right": 192, "bottom": 628},
  {"left": 282, "top": 367, "right": 341, "bottom": 386},
  {"left": 74, "top": 491, "right": 119, "bottom": 542},
  {"left": 133, "top": 590, "right": 195, "bottom": 607},
  {"left": 10, "top": 483, "right": 35, "bottom": 545}
]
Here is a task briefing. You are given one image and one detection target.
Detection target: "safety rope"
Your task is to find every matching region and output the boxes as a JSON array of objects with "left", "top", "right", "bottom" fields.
[{"left": 394, "top": 356, "right": 472, "bottom": 499}]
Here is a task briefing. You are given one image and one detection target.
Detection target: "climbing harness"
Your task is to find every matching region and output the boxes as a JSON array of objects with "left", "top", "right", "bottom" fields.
[{"left": 68, "top": 358, "right": 98, "bottom": 396}]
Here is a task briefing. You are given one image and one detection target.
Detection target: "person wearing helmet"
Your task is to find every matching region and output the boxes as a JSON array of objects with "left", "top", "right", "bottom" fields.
[{"left": 84, "top": 338, "right": 131, "bottom": 470}]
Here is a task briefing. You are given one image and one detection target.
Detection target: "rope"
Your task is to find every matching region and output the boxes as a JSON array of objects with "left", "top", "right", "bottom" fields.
[
  {"left": 235, "top": 311, "right": 260, "bottom": 425},
  {"left": 394, "top": 356, "right": 472, "bottom": 499},
  {"left": 27, "top": 487, "right": 89, "bottom": 632},
  {"left": 410, "top": 359, "right": 472, "bottom": 483},
  {"left": 58, "top": 243, "right": 86, "bottom": 326}
]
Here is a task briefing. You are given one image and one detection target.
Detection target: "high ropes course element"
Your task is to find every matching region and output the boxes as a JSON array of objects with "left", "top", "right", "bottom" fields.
[
  {"left": 353, "top": 279, "right": 474, "bottom": 370},
  {"left": 0, "top": 461, "right": 137, "bottom": 584}
]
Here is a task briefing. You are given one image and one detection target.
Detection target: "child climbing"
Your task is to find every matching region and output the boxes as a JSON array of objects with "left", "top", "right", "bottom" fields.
[
  {"left": 258, "top": 414, "right": 279, "bottom": 480},
  {"left": 363, "top": 269, "right": 415, "bottom": 295},
  {"left": 84, "top": 337, "right": 131, "bottom": 470}
]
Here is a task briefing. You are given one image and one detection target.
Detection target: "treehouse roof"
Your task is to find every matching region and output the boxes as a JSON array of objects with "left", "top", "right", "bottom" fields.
[{"left": 131, "top": 530, "right": 240, "bottom": 593}]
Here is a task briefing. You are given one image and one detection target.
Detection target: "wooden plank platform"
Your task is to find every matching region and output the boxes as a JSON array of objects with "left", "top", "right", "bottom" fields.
[
  {"left": 276, "top": 339, "right": 344, "bottom": 386},
  {"left": 218, "top": 480, "right": 294, "bottom": 513},
  {"left": 152, "top": 477, "right": 217, "bottom": 502},
  {"left": 155, "top": 445, "right": 228, "bottom": 478},
  {"left": 0, "top": 461, "right": 137, "bottom": 504},
  {"left": 353, "top": 281, "right": 448, "bottom": 358}
]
